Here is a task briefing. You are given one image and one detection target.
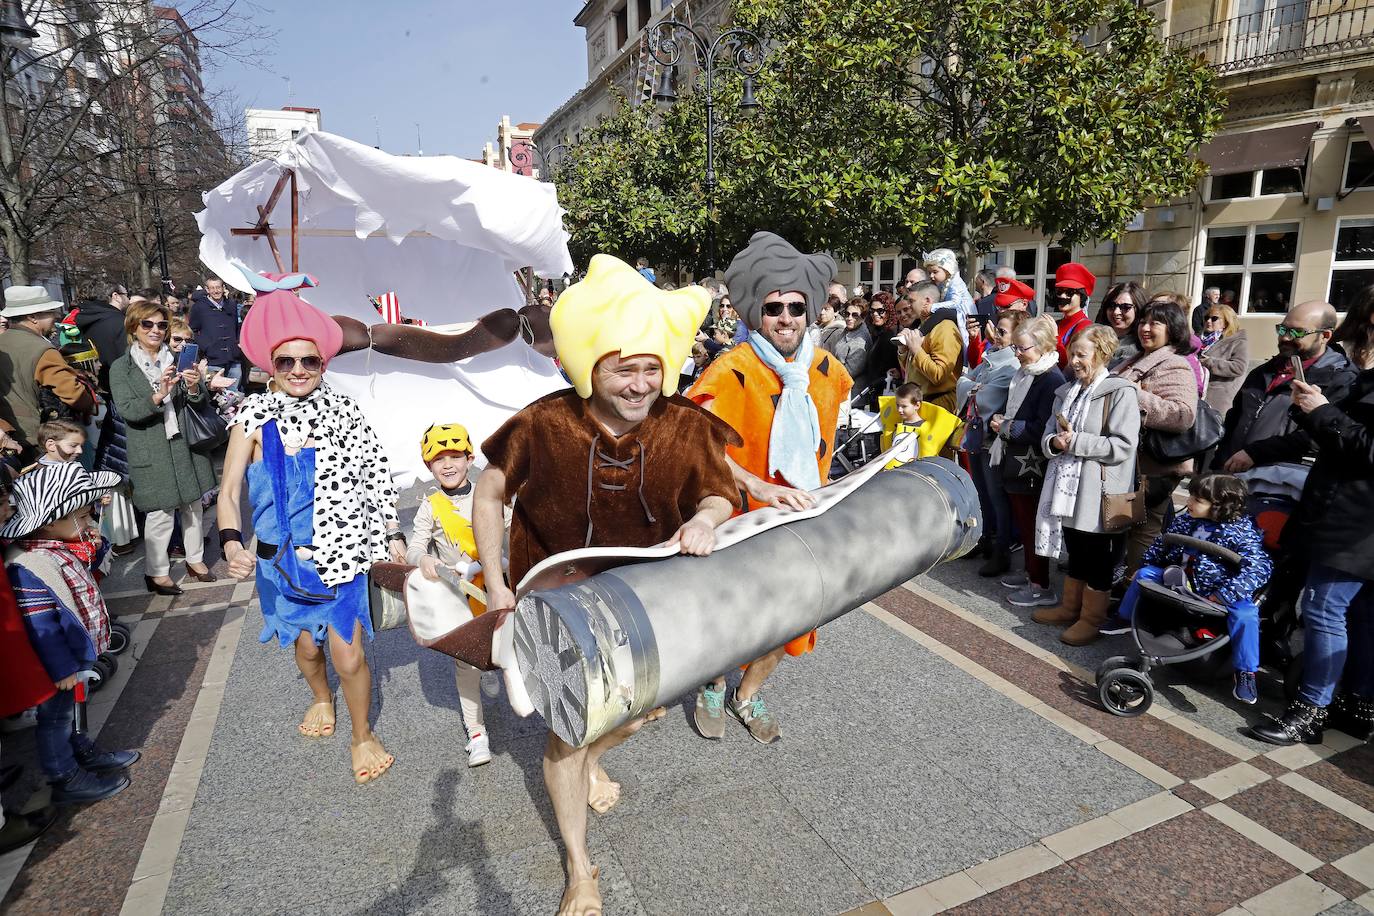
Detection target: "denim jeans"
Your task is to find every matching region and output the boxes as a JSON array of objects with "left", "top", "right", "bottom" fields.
[
  {"left": 1298, "top": 564, "right": 1374, "bottom": 707},
  {"left": 1118, "top": 565, "right": 1260, "bottom": 673},
  {"left": 972, "top": 450, "right": 1013, "bottom": 549},
  {"left": 34, "top": 688, "right": 92, "bottom": 782}
]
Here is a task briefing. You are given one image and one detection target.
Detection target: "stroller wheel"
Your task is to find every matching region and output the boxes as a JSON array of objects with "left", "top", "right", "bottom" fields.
[
  {"left": 89, "top": 654, "right": 116, "bottom": 693},
  {"left": 1096, "top": 656, "right": 1135, "bottom": 686},
  {"left": 107, "top": 621, "right": 132, "bottom": 656},
  {"left": 1099, "top": 668, "right": 1154, "bottom": 717}
]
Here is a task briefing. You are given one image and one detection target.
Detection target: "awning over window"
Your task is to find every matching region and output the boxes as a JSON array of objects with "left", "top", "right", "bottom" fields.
[{"left": 1200, "top": 121, "right": 1321, "bottom": 176}]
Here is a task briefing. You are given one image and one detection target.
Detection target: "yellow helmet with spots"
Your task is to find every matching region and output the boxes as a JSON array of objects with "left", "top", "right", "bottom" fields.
[{"left": 420, "top": 423, "right": 472, "bottom": 462}]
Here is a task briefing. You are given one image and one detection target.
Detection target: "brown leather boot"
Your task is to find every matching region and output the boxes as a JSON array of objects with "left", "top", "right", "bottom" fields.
[
  {"left": 1062, "top": 586, "right": 1112, "bottom": 646},
  {"left": 1032, "top": 576, "right": 1083, "bottom": 626}
]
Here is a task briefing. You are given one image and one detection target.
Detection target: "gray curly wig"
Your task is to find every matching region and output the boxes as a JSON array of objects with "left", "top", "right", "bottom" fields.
[{"left": 723, "top": 231, "right": 837, "bottom": 329}]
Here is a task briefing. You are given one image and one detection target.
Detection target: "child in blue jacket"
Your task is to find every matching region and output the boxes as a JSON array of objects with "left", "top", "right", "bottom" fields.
[
  {"left": 1117, "top": 474, "right": 1273, "bottom": 705},
  {"left": 5, "top": 463, "right": 139, "bottom": 805}
]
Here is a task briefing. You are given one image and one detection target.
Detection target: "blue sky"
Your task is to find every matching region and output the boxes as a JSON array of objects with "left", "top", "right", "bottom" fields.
[{"left": 218, "top": 1, "right": 587, "bottom": 157}]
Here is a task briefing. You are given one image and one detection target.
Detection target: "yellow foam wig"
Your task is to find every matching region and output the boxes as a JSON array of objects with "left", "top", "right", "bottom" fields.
[{"left": 551, "top": 254, "right": 710, "bottom": 399}]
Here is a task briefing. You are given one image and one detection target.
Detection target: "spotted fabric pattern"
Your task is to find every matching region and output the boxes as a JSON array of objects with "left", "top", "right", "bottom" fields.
[{"left": 236, "top": 382, "right": 399, "bottom": 586}]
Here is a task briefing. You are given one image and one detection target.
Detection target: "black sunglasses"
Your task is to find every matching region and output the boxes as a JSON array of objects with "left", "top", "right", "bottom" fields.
[
  {"left": 869, "top": 307, "right": 888, "bottom": 315},
  {"left": 761, "top": 300, "right": 807, "bottom": 318},
  {"left": 1106, "top": 303, "right": 1134, "bottom": 312},
  {"left": 273, "top": 355, "right": 324, "bottom": 374},
  {"left": 845, "top": 311, "right": 862, "bottom": 318},
  {"left": 139, "top": 319, "right": 169, "bottom": 331},
  {"left": 170, "top": 335, "right": 190, "bottom": 344}
]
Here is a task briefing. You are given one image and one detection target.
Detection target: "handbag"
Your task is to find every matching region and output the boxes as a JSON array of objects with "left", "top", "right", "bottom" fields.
[
  {"left": 175, "top": 383, "right": 229, "bottom": 453},
  {"left": 1141, "top": 399, "right": 1223, "bottom": 463},
  {"left": 1098, "top": 393, "right": 1145, "bottom": 532},
  {"left": 262, "top": 420, "right": 336, "bottom": 605}
]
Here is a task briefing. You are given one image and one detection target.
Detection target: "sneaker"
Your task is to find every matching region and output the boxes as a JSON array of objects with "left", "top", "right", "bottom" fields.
[
  {"left": 1008, "top": 585, "right": 1059, "bottom": 608},
  {"left": 694, "top": 684, "right": 727, "bottom": 740},
  {"left": 465, "top": 733, "right": 491, "bottom": 767},
  {"left": 727, "top": 690, "right": 780, "bottom": 745},
  {"left": 1098, "top": 614, "right": 1133, "bottom": 636},
  {"left": 50, "top": 768, "right": 130, "bottom": 806},
  {"left": 74, "top": 745, "right": 140, "bottom": 774},
  {"left": 1233, "top": 672, "right": 1258, "bottom": 705},
  {"left": 999, "top": 572, "right": 1029, "bottom": 589}
]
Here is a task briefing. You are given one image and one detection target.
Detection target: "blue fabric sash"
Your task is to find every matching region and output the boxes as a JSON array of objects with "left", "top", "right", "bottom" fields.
[{"left": 747, "top": 330, "right": 821, "bottom": 490}]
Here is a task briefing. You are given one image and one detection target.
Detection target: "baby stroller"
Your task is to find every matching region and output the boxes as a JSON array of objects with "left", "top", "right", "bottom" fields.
[
  {"left": 1095, "top": 468, "right": 1305, "bottom": 717},
  {"left": 1096, "top": 534, "right": 1248, "bottom": 716}
]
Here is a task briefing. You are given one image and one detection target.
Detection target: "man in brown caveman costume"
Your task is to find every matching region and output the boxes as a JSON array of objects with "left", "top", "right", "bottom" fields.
[{"left": 472, "top": 255, "right": 739, "bottom": 915}]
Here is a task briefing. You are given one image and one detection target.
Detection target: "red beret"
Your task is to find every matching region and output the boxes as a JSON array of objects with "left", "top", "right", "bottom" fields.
[
  {"left": 1054, "top": 262, "right": 1096, "bottom": 298},
  {"left": 995, "top": 279, "right": 1036, "bottom": 308}
]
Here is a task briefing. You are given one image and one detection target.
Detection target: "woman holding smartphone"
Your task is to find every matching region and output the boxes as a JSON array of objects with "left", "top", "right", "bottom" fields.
[{"left": 109, "top": 301, "right": 218, "bottom": 595}]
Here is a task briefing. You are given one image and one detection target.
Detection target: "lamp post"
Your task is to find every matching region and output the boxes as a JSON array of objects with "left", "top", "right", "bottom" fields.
[
  {"left": 0, "top": 1, "right": 37, "bottom": 49},
  {"left": 649, "top": 19, "right": 763, "bottom": 275},
  {"left": 535, "top": 142, "right": 568, "bottom": 182}
]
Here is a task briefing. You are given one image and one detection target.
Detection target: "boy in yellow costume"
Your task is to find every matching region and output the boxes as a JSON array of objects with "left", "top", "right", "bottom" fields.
[
  {"left": 882, "top": 383, "right": 965, "bottom": 467},
  {"left": 406, "top": 422, "right": 499, "bottom": 767}
]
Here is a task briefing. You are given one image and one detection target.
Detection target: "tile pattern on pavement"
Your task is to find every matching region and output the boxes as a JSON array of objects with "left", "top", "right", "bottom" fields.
[{"left": 7, "top": 523, "right": 1374, "bottom": 914}]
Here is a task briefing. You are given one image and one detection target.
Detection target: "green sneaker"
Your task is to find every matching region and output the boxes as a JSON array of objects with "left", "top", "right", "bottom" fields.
[
  {"left": 694, "top": 684, "right": 726, "bottom": 739},
  {"left": 727, "top": 690, "right": 780, "bottom": 745}
]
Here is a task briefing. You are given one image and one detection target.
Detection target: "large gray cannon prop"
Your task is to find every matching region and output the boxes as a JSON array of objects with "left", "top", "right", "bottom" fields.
[{"left": 505, "top": 456, "right": 980, "bottom": 748}]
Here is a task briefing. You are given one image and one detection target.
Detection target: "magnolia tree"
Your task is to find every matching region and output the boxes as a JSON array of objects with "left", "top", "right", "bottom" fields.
[{"left": 554, "top": 0, "right": 1223, "bottom": 273}]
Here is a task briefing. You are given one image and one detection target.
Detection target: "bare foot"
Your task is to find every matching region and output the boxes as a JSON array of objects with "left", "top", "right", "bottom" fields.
[
  {"left": 558, "top": 866, "right": 601, "bottom": 916},
  {"left": 351, "top": 735, "right": 394, "bottom": 784},
  {"left": 587, "top": 764, "right": 621, "bottom": 814},
  {"left": 644, "top": 706, "right": 666, "bottom": 722},
  {"left": 298, "top": 700, "right": 335, "bottom": 738}
]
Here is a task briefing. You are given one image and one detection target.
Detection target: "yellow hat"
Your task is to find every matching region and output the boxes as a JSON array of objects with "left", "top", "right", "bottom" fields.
[
  {"left": 421, "top": 423, "right": 472, "bottom": 462},
  {"left": 550, "top": 254, "right": 710, "bottom": 399}
]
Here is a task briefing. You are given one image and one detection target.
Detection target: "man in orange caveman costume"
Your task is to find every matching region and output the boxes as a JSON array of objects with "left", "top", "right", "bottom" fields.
[{"left": 687, "top": 230, "right": 852, "bottom": 744}]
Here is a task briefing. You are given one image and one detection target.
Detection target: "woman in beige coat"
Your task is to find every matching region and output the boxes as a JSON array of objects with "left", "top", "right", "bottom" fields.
[{"left": 1112, "top": 299, "right": 1199, "bottom": 573}]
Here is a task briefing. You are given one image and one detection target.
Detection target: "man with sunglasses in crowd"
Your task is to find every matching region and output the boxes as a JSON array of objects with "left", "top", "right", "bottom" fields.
[
  {"left": 688, "top": 231, "right": 852, "bottom": 744},
  {"left": 1217, "top": 300, "right": 1357, "bottom": 475},
  {"left": 189, "top": 276, "right": 244, "bottom": 390},
  {"left": 1048, "top": 262, "right": 1096, "bottom": 369}
]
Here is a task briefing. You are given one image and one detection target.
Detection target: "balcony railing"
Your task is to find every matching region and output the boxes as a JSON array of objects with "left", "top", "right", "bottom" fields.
[{"left": 1168, "top": 2, "right": 1374, "bottom": 76}]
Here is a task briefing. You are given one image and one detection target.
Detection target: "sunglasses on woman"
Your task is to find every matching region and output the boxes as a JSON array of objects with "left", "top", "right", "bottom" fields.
[
  {"left": 1204, "top": 315, "right": 1224, "bottom": 323},
  {"left": 870, "top": 307, "right": 887, "bottom": 316},
  {"left": 273, "top": 355, "right": 324, "bottom": 374},
  {"left": 169, "top": 335, "right": 190, "bottom": 344},
  {"left": 761, "top": 300, "right": 807, "bottom": 318},
  {"left": 139, "top": 319, "right": 169, "bottom": 331},
  {"left": 845, "top": 311, "right": 863, "bottom": 318},
  {"left": 1106, "top": 303, "right": 1134, "bottom": 312}
]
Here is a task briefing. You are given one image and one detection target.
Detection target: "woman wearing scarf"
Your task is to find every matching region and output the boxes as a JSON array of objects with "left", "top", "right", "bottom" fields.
[
  {"left": 988, "top": 316, "right": 1065, "bottom": 609},
  {"left": 1031, "top": 326, "right": 1141, "bottom": 645},
  {"left": 216, "top": 271, "right": 405, "bottom": 785},
  {"left": 1113, "top": 299, "right": 1199, "bottom": 574},
  {"left": 109, "top": 301, "right": 218, "bottom": 595},
  {"left": 1199, "top": 303, "right": 1249, "bottom": 415}
]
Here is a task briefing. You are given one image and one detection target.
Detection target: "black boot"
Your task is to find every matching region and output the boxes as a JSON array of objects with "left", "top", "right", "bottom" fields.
[
  {"left": 1250, "top": 699, "right": 1327, "bottom": 747},
  {"left": 1328, "top": 693, "right": 1374, "bottom": 742},
  {"left": 978, "top": 545, "right": 1010, "bottom": 577},
  {"left": 965, "top": 536, "right": 990, "bottom": 560}
]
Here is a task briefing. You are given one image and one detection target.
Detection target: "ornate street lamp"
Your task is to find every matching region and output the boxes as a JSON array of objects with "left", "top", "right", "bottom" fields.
[
  {"left": 535, "top": 142, "right": 569, "bottom": 182},
  {"left": 0, "top": 1, "right": 37, "bottom": 49},
  {"left": 649, "top": 19, "right": 764, "bottom": 274}
]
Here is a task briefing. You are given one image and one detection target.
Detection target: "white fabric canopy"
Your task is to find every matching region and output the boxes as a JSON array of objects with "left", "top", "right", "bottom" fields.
[{"left": 196, "top": 131, "right": 574, "bottom": 484}]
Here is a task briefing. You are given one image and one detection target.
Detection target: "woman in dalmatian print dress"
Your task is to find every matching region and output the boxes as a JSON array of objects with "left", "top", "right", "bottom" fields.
[{"left": 216, "top": 270, "right": 406, "bottom": 785}]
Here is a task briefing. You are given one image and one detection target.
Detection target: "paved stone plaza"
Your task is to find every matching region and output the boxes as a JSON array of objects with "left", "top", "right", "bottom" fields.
[{"left": 4, "top": 487, "right": 1374, "bottom": 915}]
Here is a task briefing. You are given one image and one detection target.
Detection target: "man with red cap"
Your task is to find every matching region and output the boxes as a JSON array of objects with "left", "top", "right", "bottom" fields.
[
  {"left": 1049, "top": 263, "right": 1096, "bottom": 369},
  {"left": 967, "top": 279, "right": 1036, "bottom": 368}
]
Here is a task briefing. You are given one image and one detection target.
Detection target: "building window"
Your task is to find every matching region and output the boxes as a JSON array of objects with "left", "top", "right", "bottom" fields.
[
  {"left": 1205, "top": 166, "right": 1306, "bottom": 201},
  {"left": 1200, "top": 221, "right": 1299, "bottom": 314},
  {"left": 855, "top": 256, "right": 899, "bottom": 296},
  {"left": 255, "top": 127, "right": 275, "bottom": 142},
  {"left": 978, "top": 241, "right": 1071, "bottom": 303},
  {"left": 635, "top": 0, "right": 651, "bottom": 33},
  {"left": 1344, "top": 139, "right": 1374, "bottom": 192},
  {"left": 613, "top": 5, "right": 628, "bottom": 48},
  {"left": 1329, "top": 218, "right": 1374, "bottom": 311}
]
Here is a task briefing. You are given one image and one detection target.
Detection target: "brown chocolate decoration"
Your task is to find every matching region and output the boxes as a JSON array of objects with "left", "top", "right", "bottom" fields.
[
  {"left": 331, "top": 309, "right": 523, "bottom": 363},
  {"left": 424, "top": 609, "right": 509, "bottom": 670}
]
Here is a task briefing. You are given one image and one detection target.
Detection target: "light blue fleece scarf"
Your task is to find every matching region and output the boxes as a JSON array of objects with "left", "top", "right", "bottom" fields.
[{"left": 748, "top": 329, "right": 821, "bottom": 490}]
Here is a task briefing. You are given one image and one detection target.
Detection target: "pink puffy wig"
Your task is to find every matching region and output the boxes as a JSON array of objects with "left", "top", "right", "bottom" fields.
[{"left": 236, "top": 271, "right": 343, "bottom": 372}]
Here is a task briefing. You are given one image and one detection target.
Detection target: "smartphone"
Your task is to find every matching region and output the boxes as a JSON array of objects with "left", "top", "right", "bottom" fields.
[
  {"left": 176, "top": 342, "right": 200, "bottom": 373},
  {"left": 1290, "top": 355, "right": 1305, "bottom": 385}
]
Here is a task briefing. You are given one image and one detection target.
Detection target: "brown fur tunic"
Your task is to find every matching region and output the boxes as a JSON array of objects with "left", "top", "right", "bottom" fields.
[{"left": 481, "top": 389, "right": 743, "bottom": 584}]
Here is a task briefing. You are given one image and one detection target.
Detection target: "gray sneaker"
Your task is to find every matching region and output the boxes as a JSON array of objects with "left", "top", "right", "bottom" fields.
[
  {"left": 694, "top": 684, "right": 726, "bottom": 740},
  {"left": 999, "top": 572, "right": 1029, "bottom": 589},
  {"left": 727, "top": 690, "right": 780, "bottom": 745},
  {"left": 1008, "top": 585, "right": 1059, "bottom": 608}
]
